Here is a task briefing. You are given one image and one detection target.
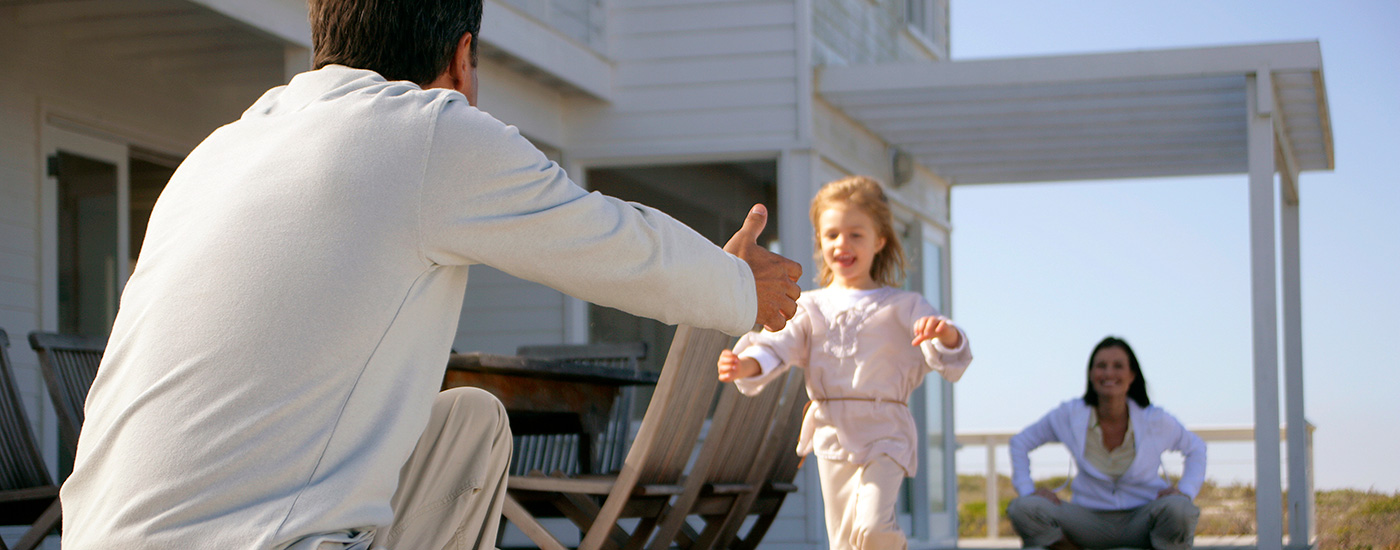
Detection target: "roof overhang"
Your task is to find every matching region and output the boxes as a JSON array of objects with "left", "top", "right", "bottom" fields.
[{"left": 818, "top": 41, "right": 1333, "bottom": 185}]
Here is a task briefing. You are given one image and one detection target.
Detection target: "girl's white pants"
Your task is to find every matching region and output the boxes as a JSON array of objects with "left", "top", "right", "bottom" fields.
[{"left": 816, "top": 455, "right": 908, "bottom": 550}]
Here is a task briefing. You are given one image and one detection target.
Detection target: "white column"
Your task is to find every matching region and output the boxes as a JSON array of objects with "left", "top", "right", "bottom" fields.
[
  {"left": 1281, "top": 189, "right": 1312, "bottom": 548},
  {"left": 561, "top": 159, "right": 591, "bottom": 344},
  {"left": 780, "top": 148, "right": 824, "bottom": 546},
  {"left": 1247, "top": 72, "right": 1284, "bottom": 550},
  {"left": 778, "top": 150, "right": 818, "bottom": 291}
]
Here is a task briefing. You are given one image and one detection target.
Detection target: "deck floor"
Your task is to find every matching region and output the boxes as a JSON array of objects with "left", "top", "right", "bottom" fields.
[{"left": 953, "top": 535, "right": 1266, "bottom": 549}]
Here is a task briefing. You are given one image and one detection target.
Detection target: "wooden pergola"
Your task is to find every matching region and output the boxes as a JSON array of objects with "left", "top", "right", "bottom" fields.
[{"left": 819, "top": 41, "right": 1333, "bottom": 550}]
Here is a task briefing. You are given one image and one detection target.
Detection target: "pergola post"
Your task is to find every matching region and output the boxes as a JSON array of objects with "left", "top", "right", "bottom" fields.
[
  {"left": 1277, "top": 121, "right": 1313, "bottom": 548},
  {"left": 1247, "top": 70, "right": 1284, "bottom": 550},
  {"left": 985, "top": 439, "right": 999, "bottom": 538},
  {"left": 1281, "top": 192, "right": 1312, "bottom": 549}
]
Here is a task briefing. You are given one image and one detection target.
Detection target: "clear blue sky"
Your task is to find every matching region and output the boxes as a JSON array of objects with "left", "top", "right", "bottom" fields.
[{"left": 947, "top": 1, "right": 1400, "bottom": 492}]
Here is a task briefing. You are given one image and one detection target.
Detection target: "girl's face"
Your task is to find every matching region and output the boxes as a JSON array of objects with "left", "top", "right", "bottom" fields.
[
  {"left": 818, "top": 203, "right": 886, "bottom": 289},
  {"left": 1089, "top": 346, "right": 1135, "bottom": 402}
]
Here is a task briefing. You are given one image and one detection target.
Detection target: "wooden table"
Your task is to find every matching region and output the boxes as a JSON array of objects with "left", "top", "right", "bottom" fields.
[{"left": 443, "top": 352, "right": 659, "bottom": 474}]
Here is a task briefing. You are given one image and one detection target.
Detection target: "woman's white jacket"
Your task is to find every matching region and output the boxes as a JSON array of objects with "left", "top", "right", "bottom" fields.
[{"left": 1009, "top": 398, "right": 1206, "bottom": 511}]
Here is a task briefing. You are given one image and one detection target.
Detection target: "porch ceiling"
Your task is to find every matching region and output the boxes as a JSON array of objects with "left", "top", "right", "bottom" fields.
[
  {"left": 818, "top": 42, "right": 1333, "bottom": 185},
  {"left": 5, "top": 0, "right": 288, "bottom": 86}
]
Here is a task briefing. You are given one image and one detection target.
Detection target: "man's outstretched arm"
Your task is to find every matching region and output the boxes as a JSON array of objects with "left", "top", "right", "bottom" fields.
[{"left": 419, "top": 102, "right": 800, "bottom": 336}]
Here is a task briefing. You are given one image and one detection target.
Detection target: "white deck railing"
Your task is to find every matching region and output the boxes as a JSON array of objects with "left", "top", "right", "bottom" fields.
[{"left": 955, "top": 424, "right": 1315, "bottom": 540}]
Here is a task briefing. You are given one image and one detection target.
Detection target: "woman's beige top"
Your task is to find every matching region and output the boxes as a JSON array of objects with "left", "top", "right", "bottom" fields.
[
  {"left": 732, "top": 287, "right": 971, "bottom": 476},
  {"left": 1085, "top": 408, "right": 1137, "bottom": 478}
]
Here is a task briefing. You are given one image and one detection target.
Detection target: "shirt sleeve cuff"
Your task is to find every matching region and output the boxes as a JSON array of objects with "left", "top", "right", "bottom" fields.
[
  {"left": 722, "top": 252, "right": 759, "bottom": 337},
  {"left": 738, "top": 348, "right": 781, "bottom": 375},
  {"left": 930, "top": 326, "right": 968, "bottom": 354}
]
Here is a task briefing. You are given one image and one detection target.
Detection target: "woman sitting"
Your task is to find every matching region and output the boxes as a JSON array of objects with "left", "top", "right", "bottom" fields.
[{"left": 1007, "top": 336, "right": 1205, "bottom": 550}]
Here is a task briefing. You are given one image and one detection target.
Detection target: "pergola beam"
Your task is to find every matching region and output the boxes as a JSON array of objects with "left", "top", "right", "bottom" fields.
[
  {"left": 819, "top": 42, "right": 1323, "bottom": 94},
  {"left": 1275, "top": 76, "right": 1303, "bottom": 204}
]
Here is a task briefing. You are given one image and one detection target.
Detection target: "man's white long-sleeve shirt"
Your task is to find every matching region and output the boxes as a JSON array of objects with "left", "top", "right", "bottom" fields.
[{"left": 61, "top": 66, "right": 756, "bottom": 549}]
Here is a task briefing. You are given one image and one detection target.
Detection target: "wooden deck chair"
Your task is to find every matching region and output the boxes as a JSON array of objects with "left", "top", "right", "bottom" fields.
[
  {"left": 503, "top": 326, "right": 728, "bottom": 550},
  {"left": 26, "top": 332, "right": 104, "bottom": 459},
  {"left": 515, "top": 342, "right": 648, "bottom": 476},
  {"left": 640, "top": 367, "right": 806, "bottom": 550},
  {"left": 0, "top": 329, "right": 62, "bottom": 550},
  {"left": 720, "top": 373, "right": 808, "bottom": 550}
]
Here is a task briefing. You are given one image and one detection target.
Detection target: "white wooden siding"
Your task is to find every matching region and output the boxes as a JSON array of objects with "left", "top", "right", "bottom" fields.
[
  {"left": 498, "top": 0, "right": 606, "bottom": 52},
  {"left": 476, "top": 59, "right": 570, "bottom": 148},
  {"left": 567, "top": 0, "right": 801, "bottom": 158},
  {"left": 814, "top": 93, "right": 954, "bottom": 228},
  {"left": 813, "top": 0, "right": 938, "bottom": 66},
  {"left": 0, "top": 13, "right": 50, "bottom": 440},
  {"left": 453, "top": 265, "right": 566, "bottom": 355},
  {"left": 814, "top": 99, "right": 896, "bottom": 183}
]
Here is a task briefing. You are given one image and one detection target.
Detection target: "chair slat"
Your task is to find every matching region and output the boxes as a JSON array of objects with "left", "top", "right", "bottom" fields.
[
  {"left": 503, "top": 327, "right": 729, "bottom": 550},
  {"left": 643, "top": 368, "right": 803, "bottom": 550},
  {"left": 0, "top": 330, "right": 51, "bottom": 492},
  {"left": 28, "top": 331, "right": 104, "bottom": 457},
  {"left": 0, "top": 328, "right": 63, "bottom": 546}
]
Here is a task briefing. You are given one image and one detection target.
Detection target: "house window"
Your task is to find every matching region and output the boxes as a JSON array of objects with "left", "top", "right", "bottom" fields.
[
  {"left": 905, "top": 0, "right": 949, "bottom": 53},
  {"left": 921, "top": 238, "right": 948, "bottom": 513},
  {"left": 53, "top": 152, "right": 120, "bottom": 339}
]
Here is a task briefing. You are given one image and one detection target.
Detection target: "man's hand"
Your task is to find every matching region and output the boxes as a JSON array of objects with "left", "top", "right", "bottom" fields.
[
  {"left": 1157, "top": 486, "right": 1185, "bottom": 499},
  {"left": 1033, "top": 487, "right": 1062, "bottom": 505},
  {"left": 724, "top": 204, "right": 802, "bottom": 332}
]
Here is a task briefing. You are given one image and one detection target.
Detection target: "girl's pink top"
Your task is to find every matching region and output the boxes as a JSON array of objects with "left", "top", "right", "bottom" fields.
[{"left": 734, "top": 286, "right": 971, "bottom": 476}]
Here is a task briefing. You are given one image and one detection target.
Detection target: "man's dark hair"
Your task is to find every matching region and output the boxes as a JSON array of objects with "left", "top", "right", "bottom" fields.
[
  {"left": 1082, "top": 336, "right": 1151, "bottom": 408},
  {"left": 310, "top": 0, "right": 482, "bottom": 86}
]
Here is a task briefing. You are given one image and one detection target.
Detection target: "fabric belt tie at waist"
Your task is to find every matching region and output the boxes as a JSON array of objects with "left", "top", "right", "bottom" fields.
[{"left": 813, "top": 397, "right": 907, "bottom": 406}]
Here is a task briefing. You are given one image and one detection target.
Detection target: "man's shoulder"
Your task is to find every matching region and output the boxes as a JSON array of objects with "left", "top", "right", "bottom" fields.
[{"left": 427, "top": 95, "right": 539, "bottom": 161}]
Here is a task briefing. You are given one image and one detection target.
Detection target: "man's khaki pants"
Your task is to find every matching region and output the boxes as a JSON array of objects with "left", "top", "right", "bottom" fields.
[
  {"left": 1006, "top": 493, "right": 1199, "bottom": 550},
  {"left": 375, "top": 387, "right": 512, "bottom": 550}
]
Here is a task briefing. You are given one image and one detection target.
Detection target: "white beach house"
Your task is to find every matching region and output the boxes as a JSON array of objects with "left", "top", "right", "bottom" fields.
[{"left": 0, "top": 1, "right": 1332, "bottom": 548}]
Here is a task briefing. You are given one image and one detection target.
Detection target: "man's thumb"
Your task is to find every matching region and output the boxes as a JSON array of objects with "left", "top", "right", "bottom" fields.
[{"left": 737, "top": 204, "right": 768, "bottom": 242}]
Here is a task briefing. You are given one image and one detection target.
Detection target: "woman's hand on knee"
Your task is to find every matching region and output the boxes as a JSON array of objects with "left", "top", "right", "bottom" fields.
[{"left": 1032, "top": 487, "right": 1061, "bottom": 504}]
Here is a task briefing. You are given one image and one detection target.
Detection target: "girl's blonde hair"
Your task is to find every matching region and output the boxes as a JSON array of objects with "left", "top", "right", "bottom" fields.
[{"left": 810, "top": 176, "right": 907, "bottom": 288}]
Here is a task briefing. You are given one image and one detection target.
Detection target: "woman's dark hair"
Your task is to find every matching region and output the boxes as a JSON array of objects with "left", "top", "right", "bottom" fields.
[
  {"left": 1082, "top": 336, "right": 1151, "bottom": 408},
  {"left": 310, "top": 0, "right": 483, "bottom": 86}
]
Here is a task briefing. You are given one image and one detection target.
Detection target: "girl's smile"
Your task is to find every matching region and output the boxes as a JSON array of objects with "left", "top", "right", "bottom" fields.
[{"left": 818, "top": 204, "right": 886, "bottom": 290}]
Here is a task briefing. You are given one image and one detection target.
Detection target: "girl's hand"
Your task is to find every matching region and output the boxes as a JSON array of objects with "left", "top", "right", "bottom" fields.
[
  {"left": 717, "top": 350, "right": 761, "bottom": 382},
  {"left": 912, "top": 316, "right": 962, "bottom": 348}
]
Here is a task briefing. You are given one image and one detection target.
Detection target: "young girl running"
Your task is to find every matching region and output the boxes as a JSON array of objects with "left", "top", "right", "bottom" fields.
[{"left": 717, "top": 176, "right": 972, "bottom": 550}]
